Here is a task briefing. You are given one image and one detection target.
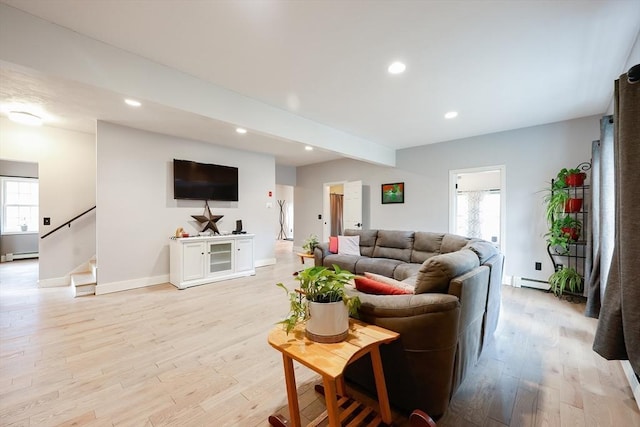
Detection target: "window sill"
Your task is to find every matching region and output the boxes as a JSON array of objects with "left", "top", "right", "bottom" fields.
[{"left": 1, "top": 231, "right": 39, "bottom": 236}]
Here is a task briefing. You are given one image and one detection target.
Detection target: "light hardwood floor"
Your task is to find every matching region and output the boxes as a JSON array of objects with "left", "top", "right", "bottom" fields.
[{"left": 0, "top": 243, "right": 638, "bottom": 427}]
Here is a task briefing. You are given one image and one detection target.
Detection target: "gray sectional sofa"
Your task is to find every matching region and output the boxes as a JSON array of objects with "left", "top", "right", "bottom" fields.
[{"left": 313, "top": 229, "right": 504, "bottom": 419}]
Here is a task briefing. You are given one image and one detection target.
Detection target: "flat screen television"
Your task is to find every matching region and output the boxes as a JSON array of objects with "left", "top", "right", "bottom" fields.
[{"left": 173, "top": 159, "right": 238, "bottom": 201}]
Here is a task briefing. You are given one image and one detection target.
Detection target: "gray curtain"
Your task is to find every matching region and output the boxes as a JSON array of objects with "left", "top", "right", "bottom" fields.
[
  {"left": 330, "top": 193, "right": 343, "bottom": 236},
  {"left": 585, "top": 117, "right": 615, "bottom": 317},
  {"left": 593, "top": 71, "right": 640, "bottom": 376}
]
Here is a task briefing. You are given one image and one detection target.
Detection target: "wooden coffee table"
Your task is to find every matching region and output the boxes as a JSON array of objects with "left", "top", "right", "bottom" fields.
[
  {"left": 267, "top": 319, "right": 399, "bottom": 427},
  {"left": 296, "top": 252, "right": 314, "bottom": 264}
]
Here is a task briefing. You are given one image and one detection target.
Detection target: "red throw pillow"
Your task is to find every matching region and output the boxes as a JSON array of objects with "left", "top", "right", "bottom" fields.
[
  {"left": 354, "top": 277, "right": 412, "bottom": 295},
  {"left": 329, "top": 236, "right": 338, "bottom": 253}
]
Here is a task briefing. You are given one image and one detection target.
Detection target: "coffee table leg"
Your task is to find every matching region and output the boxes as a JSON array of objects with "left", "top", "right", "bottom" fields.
[
  {"left": 370, "top": 346, "right": 393, "bottom": 424},
  {"left": 283, "top": 354, "right": 301, "bottom": 427}
]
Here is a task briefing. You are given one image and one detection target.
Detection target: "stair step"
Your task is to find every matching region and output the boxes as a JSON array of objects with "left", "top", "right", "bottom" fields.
[{"left": 71, "top": 271, "right": 96, "bottom": 297}]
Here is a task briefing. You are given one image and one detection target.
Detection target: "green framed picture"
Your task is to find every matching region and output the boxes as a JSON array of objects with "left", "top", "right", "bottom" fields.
[{"left": 381, "top": 182, "right": 404, "bottom": 204}]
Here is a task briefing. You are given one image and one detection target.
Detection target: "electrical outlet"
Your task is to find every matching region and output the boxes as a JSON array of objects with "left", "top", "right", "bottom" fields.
[
  {"left": 44, "top": 217, "right": 51, "bottom": 225},
  {"left": 535, "top": 262, "right": 542, "bottom": 271}
]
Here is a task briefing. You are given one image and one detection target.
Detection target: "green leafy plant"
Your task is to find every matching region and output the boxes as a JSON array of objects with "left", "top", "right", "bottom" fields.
[
  {"left": 548, "top": 266, "right": 583, "bottom": 296},
  {"left": 276, "top": 265, "right": 361, "bottom": 334},
  {"left": 302, "top": 234, "right": 319, "bottom": 254},
  {"left": 545, "top": 215, "right": 582, "bottom": 254},
  {"left": 544, "top": 188, "right": 569, "bottom": 224}
]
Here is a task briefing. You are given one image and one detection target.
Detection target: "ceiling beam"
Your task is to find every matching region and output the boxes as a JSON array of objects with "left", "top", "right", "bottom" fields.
[{"left": 0, "top": 4, "right": 395, "bottom": 167}]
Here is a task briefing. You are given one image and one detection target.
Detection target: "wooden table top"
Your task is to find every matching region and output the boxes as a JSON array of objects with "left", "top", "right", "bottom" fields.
[
  {"left": 268, "top": 319, "right": 399, "bottom": 379},
  {"left": 296, "top": 252, "right": 315, "bottom": 258}
]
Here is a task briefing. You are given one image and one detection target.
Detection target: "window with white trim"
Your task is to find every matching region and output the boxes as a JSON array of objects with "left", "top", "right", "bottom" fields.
[{"left": 1, "top": 177, "right": 39, "bottom": 234}]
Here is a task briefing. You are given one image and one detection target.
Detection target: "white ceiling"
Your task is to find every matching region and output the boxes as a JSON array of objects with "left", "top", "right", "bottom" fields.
[{"left": 1, "top": 0, "right": 639, "bottom": 166}]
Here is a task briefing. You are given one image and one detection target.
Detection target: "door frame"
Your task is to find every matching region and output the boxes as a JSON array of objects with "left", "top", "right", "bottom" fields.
[{"left": 448, "top": 165, "right": 506, "bottom": 254}]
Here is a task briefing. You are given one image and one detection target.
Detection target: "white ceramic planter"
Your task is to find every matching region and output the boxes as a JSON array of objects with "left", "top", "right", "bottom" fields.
[{"left": 305, "top": 300, "right": 349, "bottom": 343}]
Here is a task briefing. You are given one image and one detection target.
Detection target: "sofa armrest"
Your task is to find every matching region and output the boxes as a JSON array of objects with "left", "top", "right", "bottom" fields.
[
  {"left": 345, "top": 289, "right": 460, "bottom": 350},
  {"left": 313, "top": 243, "right": 330, "bottom": 266},
  {"left": 343, "top": 289, "right": 461, "bottom": 417}
]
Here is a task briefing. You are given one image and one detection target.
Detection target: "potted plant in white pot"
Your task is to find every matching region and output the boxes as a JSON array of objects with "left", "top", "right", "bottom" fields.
[{"left": 277, "top": 265, "right": 360, "bottom": 343}]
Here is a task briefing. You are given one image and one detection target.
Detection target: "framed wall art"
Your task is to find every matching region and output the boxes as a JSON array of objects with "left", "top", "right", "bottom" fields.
[{"left": 381, "top": 182, "right": 404, "bottom": 204}]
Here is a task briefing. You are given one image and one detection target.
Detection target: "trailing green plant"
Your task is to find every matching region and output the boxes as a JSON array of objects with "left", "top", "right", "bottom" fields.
[
  {"left": 548, "top": 266, "right": 583, "bottom": 297},
  {"left": 302, "top": 234, "right": 319, "bottom": 254},
  {"left": 276, "top": 265, "right": 361, "bottom": 334},
  {"left": 544, "top": 188, "right": 569, "bottom": 224}
]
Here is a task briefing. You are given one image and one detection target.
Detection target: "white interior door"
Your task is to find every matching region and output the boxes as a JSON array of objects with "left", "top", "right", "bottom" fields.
[{"left": 343, "top": 180, "right": 363, "bottom": 230}]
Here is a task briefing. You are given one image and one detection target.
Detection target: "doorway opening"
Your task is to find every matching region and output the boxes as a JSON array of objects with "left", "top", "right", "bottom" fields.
[
  {"left": 449, "top": 166, "right": 505, "bottom": 253},
  {"left": 322, "top": 180, "right": 362, "bottom": 243}
]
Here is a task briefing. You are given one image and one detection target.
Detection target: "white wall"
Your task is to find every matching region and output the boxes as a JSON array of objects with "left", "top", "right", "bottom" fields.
[
  {"left": 295, "top": 116, "right": 600, "bottom": 282},
  {"left": 276, "top": 164, "right": 296, "bottom": 186},
  {"left": 0, "top": 117, "right": 96, "bottom": 283},
  {"left": 96, "top": 121, "right": 277, "bottom": 293}
]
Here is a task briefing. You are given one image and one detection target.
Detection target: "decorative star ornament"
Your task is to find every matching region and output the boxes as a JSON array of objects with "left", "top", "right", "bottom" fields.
[{"left": 191, "top": 202, "right": 223, "bottom": 234}]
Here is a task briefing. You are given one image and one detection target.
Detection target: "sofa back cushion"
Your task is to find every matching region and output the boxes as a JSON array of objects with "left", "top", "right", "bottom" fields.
[
  {"left": 414, "top": 249, "right": 480, "bottom": 294},
  {"left": 411, "top": 232, "right": 445, "bottom": 263},
  {"left": 372, "top": 230, "right": 414, "bottom": 262},
  {"left": 441, "top": 234, "right": 472, "bottom": 254},
  {"left": 345, "top": 229, "right": 378, "bottom": 257},
  {"left": 464, "top": 240, "right": 499, "bottom": 264}
]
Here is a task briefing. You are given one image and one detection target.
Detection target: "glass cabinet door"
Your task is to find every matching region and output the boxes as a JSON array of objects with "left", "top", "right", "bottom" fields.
[{"left": 208, "top": 241, "right": 233, "bottom": 275}]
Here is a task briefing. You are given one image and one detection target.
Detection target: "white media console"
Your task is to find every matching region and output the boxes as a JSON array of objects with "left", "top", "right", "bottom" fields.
[{"left": 169, "top": 234, "right": 255, "bottom": 289}]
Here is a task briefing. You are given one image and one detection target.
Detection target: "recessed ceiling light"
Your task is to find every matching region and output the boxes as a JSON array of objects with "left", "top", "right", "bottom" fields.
[
  {"left": 444, "top": 111, "right": 458, "bottom": 119},
  {"left": 305, "top": 146, "right": 313, "bottom": 151},
  {"left": 388, "top": 61, "right": 406, "bottom": 74},
  {"left": 236, "top": 128, "right": 247, "bottom": 134},
  {"left": 124, "top": 99, "right": 141, "bottom": 107},
  {"left": 8, "top": 111, "right": 43, "bottom": 126}
]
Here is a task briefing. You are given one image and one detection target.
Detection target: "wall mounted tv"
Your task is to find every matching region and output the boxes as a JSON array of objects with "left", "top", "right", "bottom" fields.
[{"left": 173, "top": 159, "right": 239, "bottom": 201}]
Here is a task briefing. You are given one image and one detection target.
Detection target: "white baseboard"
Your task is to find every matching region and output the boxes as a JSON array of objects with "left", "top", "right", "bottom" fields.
[
  {"left": 255, "top": 258, "right": 276, "bottom": 268},
  {"left": 95, "top": 274, "right": 169, "bottom": 295},
  {"left": 39, "top": 275, "right": 70, "bottom": 287},
  {"left": 621, "top": 360, "right": 640, "bottom": 411}
]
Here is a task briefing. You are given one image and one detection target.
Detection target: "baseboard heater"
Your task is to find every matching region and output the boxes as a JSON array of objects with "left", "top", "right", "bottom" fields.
[
  {"left": 3, "top": 252, "right": 39, "bottom": 261},
  {"left": 513, "top": 276, "right": 549, "bottom": 290}
]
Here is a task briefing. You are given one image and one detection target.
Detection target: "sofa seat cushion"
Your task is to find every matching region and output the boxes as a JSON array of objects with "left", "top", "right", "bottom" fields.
[
  {"left": 372, "top": 230, "right": 414, "bottom": 262},
  {"left": 414, "top": 249, "right": 480, "bottom": 294},
  {"left": 355, "top": 257, "right": 404, "bottom": 277},
  {"left": 354, "top": 276, "right": 413, "bottom": 295},
  {"left": 393, "top": 262, "right": 422, "bottom": 281},
  {"left": 322, "top": 254, "right": 364, "bottom": 273}
]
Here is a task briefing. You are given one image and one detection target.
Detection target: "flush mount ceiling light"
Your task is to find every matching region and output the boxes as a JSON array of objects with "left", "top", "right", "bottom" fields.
[
  {"left": 8, "top": 111, "right": 43, "bottom": 126},
  {"left": 444, "top": 111, "right": 458, "bottom": 119},
  {"left": 305, "top": 146, "right": 313, "bottom": 151},
  {"left": 124, "top": 99, "right": 141, "bottom": 107},
  {"left": 236, "top": 128, "right": 247, "bottom": 134},
  {"left": 387, "top": 61, "right": 406, "bottom": 74}
]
